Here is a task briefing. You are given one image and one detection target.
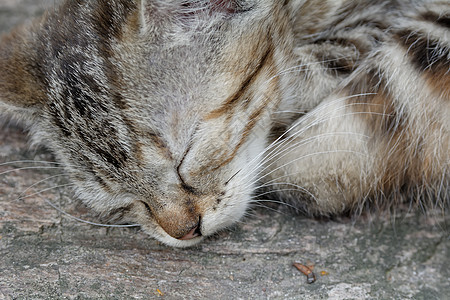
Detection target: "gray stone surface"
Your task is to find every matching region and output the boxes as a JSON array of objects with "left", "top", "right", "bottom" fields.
[{"left": 0, "top": 1, "right": 449, "bottom": 299}]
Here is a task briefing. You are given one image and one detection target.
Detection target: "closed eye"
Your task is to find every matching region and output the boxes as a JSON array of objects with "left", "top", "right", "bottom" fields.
[
  {"left": 141, "top": 201, "right": 152, "bottom": 215},
  {"left": 176, "top": 145, "right": 200, "bottom": 195}
]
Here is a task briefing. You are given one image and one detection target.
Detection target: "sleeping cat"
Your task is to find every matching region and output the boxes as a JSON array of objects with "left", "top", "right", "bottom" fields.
[{"left": 0, "top": 0, "right": 448, "bottom": 247}]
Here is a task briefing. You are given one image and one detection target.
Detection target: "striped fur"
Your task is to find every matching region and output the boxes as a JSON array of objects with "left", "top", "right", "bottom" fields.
[
  {"left": 0, "top": 0, "right": 448, "bottom": 247},
  {"left": 266, "top": 0, "right": 449, "bottom": 216}
]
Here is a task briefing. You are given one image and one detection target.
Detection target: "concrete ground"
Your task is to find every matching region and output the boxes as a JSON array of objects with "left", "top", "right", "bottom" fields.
[{"left": 0, "top": 1, "right": 449, "bottom": 299}]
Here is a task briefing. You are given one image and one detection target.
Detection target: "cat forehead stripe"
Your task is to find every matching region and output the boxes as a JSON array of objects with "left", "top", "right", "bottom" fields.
[{"left": 205, "top": 47, "right": 274, "bottom": 120}]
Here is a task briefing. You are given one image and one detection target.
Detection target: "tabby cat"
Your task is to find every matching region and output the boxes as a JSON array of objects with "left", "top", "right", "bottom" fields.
[{"left": 0, "top": 0, "right": 448, "bottom": 247}]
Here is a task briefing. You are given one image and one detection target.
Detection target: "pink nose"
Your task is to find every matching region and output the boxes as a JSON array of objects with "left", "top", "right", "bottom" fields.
[
  {"left": 179, "top": 225, "right": 201, "bottom": 240},
  {"left": 154, "top": 210, "right": 202, "bottom": 240}
]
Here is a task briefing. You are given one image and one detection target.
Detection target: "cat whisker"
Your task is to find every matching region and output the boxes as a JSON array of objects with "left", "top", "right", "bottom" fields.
[
  {"left": 255, "top": 132, "right": 369, "bottom": 178},
  {"left": 0, "top": 166, "right": 65, "bottom": 176},
  {"left": 242, "top": 103, "right": 394, "bottom": 180},
  {"left": 242, "top": 95, "right": 381, "bottom": 175},
  {"left": 273, "top": 110, "right": 308, "bottom": 114},
  {"left": 271, "top": 56, "right": 358, "bottom": 79},
  {"left": 241, "top": 208, "right": 260, "bottom": 218},
  {"left": 16, "top": 183, "right": 75, "bottom": 201},
  {"left": 273, "top": 100, "right": 388, "bottom": 139},
  {"left": 17, "top": 173, "right": 69, "bottom": 201},
  {"left": 43, "top": 198, "right": 140, "bottom": 228},
  {"left": 248, "top": 93, "right": 373, "bottom": 158},
  {"left": 272, "top": 99, "right": 388, "bottom": 115},
  {"left": 242, "top": 128, "right": 370, "bottom": 184},
  {"left": 247, "top": 201, "right": 293, "bottom": 215},
  {"left": 250, "top": 199, "right": 300, "bottom": 211},
  {"left": 0, "top": 160, "right": 64, "bottom": 167},
  {"left": 225, "top": 169, "right": 241, "bottom": 186},
  {"left": 244, "top": 149, "right": 367, "bottom": 189},
  {"left": 253, "top": 183, "right": 316, "bottom": 200},
  {"left": 271, "top": 65, "right": 354, "bottom": 79}
]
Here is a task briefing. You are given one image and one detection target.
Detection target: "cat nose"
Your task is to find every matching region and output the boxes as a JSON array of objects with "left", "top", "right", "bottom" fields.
[{"left": 157, "top": 215, "right": 202, "bottom": 240}]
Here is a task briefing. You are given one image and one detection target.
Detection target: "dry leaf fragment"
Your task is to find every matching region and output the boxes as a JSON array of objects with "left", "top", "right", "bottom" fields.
[{"left": 293, "top": 262, "right": 316, "bottom": 284}]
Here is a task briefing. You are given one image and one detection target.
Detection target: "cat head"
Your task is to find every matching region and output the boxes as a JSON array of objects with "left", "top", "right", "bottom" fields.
[{"left": 0, "top": 0, "right": 298, "bottom": 247}]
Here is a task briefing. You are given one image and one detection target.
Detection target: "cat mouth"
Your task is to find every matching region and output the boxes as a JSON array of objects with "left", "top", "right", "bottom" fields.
[{"left": 179, "top": 219, "right": 202, "bottom": 240}]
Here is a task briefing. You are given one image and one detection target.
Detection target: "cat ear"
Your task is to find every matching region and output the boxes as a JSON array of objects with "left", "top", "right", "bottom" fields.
[{"left": 0, "top": 26, "right": 45, "bottom": 122}]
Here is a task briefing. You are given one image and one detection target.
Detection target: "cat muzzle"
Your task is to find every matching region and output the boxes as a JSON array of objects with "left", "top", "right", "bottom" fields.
[{"left": 157, "top": 215, "right": 202, "bottom": 240}]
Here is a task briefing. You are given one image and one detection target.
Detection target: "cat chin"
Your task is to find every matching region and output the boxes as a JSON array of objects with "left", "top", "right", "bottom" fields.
[
  {"left": 154, "top": 232, "right": 205, "bottom": 248},
  {"left": 139, "top": 222, "right": 205, "bottom": 248}
]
